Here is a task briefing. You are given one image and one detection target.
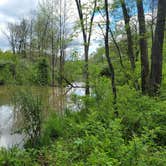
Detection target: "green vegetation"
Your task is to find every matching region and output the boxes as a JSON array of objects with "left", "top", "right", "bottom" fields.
[
  {"left": 0, "top": 0, "right": 166, "bottom": 165},
  {"left": 36, "top": 58, "right": 50, "bottom": 86},
  {"left": 0, "top": 52, "right": 51, "bottom": 86},
  {"left": 0, "top": 34, "right": 165, "bottom": 166},
  {"left": 0, "top": 34, "right": 165, "bottom": 165},
  {"left": 13, "top": 89, "right": 43, "bottom": 148},
  {"left": 0, "top": 81, "right": 166, "bottom": 165}
]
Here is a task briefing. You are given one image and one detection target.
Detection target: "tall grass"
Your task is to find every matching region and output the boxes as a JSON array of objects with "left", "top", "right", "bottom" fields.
[{"left": 13, "top": 89, "right": 43, "bottom": 147}]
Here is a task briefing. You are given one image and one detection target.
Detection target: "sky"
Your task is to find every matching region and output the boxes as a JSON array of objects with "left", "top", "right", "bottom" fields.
[
  {"left": 0, "top": 0, "right": 104, "bottom": 56},
  {"left": 0, "top": 0, "right": 38, "bottom": 50},
  {"left": 0, "top": 0, "right": 154, "bottom": 55}
]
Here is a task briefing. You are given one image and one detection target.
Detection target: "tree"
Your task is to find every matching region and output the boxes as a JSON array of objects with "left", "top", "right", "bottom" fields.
[
  {"left": 34, "top": 2, "right": 52, "bottom": 57},
  {"left": 37, "top": 58, "right": 50, "bottom": 86},
  {"left": 104, "top": 0, "right": 117, "bottom": 103},
  {"left": 120, "top": 0, "right": 135, "bottom": 71},
  {"left": 35, "top": 0, "right": 71, "bottom": 87},
  {"left": 18, "top": 19, "right": 29, "bottom": 57},
  {"left": 97, "top": 8, "right": 124, "bottom": 68},
  {"left": 5, "top": 23, "right": 17, "bottom": 54},
  {"left": 29, "top": 16, "right": 35, "bottom": 59},
  {"left": 5, "top": 19, "right": 29, "bottom": 56},
  {"left": 136, "top": 0, "right": 149, "bottom": 94},
  {"left": 147, "top": 0, "right": 158, "bottom": 43},
  {"left": 149, "top": 0, "right": 166, "bottom": 95},
  {"left": 75, "top": 0, "right": 97, "bottom": 95},
  {"left": 58, "top": 0, "right": 69, "bottom": 87}
]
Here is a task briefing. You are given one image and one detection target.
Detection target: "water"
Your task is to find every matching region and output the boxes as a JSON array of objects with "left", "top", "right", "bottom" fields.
[
  {"left": 0, "top": 83, "right": 85, "bottom": 149},
  {"left": 0, "top": 105, "right": 24, "bottom": 148}
]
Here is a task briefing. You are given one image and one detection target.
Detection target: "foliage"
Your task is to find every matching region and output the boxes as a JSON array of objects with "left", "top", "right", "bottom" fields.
[
  {"left": 13, "top": 89, "right": 43, "bottom": 148},
  {"left": 0, "top": 1, "right": 165, "bottom": 165},
  {"left": 40, "top": 113, "right": 65, "bottom": 145},
  {"left": 0, "top": 80, "right": 165, "bottom": 165},
  {"left": 36, "top": 58, "right": 50, "bottom": 86},
  {"left": 0, "top": 52, "right": 51, "bottom": 86}
]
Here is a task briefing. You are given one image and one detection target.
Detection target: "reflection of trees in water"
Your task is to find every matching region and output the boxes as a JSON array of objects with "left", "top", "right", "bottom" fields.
[
  {"left": 0, "top": 86, "right": 74, "bottom": 148},
  {"left": 0, "top": 85, "right": 84, "bottom": 128},
  {"left": 13, "top": 106, "right": 23, "bottom": 131},
  {"left": 51, "top": 87, "right": 65, "bottom": 114},
  {"left": 0, "top": 105, "right": 25, "bottom": 148},
  {"left": 0, "top": 106, "right": 13, "bottom": 131},
  {"left": 0, "top": 87, "right": 11, "bottom": 106}
]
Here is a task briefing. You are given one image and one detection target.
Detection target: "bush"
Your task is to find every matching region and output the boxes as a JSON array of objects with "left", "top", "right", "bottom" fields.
[
  {"left": 40, "top": 113, "right": 65, "bottom": 145},
  {"left": 36, "top": 58, "right": 50, "bottom": 86},
  {"left": 0, "top": 77, "right": 165, "bottom": 165},
  {"left": 13, "top": 89, "right": 43, "bottom": 148}
]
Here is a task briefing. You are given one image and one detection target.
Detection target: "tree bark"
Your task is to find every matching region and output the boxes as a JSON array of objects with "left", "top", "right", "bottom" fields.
[
  {"left": 75, "top": 0, "right": 97, "bottom": 95},
  {"left": 109, "top": 27, "right": 124, "bottom": 68},
  {"left": 120, "top": 0, "right": 135, "bottom": 71},
  {"left": 105, "top": 0, "right": 117, "bottom": 103},
  {"left": 149, "top": 0, "right": 166, "bottom": 95},
  {"left": 136, "top": 0, "right": 149, "bottom": 94}
]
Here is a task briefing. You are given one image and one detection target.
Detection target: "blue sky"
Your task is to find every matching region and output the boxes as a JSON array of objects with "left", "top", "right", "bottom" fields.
[{"left": 0, "top": 0, "right": 156, "bottom": 54}]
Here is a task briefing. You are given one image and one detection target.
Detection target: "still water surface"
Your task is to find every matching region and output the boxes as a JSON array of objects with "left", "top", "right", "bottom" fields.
[{"left": 0, "top": 84, "right": 84, "bottom": 148}]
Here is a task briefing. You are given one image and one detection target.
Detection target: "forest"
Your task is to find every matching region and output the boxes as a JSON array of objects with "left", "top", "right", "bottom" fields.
[{"left": 0, "top": 0, "right": 165, "bottom": 165}]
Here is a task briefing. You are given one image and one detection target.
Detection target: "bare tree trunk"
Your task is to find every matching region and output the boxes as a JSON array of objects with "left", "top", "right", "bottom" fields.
[
  {"left": 149, "top": 0, "right": 166, "bottom": 96},
  {"left": 51, "top": 34, "right": 55, "bottom": 87},
  {"left": 109, "top": 28, "right": 124, "bottom": 68},
  {"left": 59, "top": 0, "right": 63, "bottom": 87},
  {"left": 37, "top": 31, "right": 41, "bottom": 57},
  {"left": 75, "top": 0, "right": 97, "bottom": 96},
  {"left": 133, "top": 23, "right": 139, "bottom": 62},
  {"left": 29, "top": 19, "right": 33, "bottom": 59},
  {"left": 84, "top": 45, "right": 90, "bottom": 95},
  {"left": 98, "top": 8, "right": 124, "bottom": 68},
  {"left": 51, "top": 1, "right": 55, "bottom": 87},
  {"left": 150, "top": 0, "right": 155, "bottom": 43},
  {"left": 120, "top": 0, "right": 135, "bottom": 71},
  {"left": 105, "top": 0, "right": 117, "bottom": 103},
  {"left": 11, "top": 37, "right": 16, "bottom": 54},
  {"left": 136, "top": 0, "right": 149, "bottom": 94}
]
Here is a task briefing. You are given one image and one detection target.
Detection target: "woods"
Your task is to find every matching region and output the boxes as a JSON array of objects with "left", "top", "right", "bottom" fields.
[
  {"left": 0, "top": 0, "right": 166, "bottom": 165},
  {"left": 2, "top": 0, "right": 165, "bottom": 96}
]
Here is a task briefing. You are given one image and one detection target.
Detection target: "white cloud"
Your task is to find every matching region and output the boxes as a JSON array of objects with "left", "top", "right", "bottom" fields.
[
  {"left": 0, "top": 0, "right": 38, "bottom": 50},
  {"left": 0, "top": 0, "right": 8, "bottom": 6},
  {"left": 0, "top": 0, "right": 113, "bottom": 53}
]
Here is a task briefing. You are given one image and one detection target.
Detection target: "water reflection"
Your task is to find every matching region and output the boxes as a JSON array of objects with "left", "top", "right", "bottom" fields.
[
  {"left": 0, "top": 83, "right": 85, "bottom": 148},
  {"left": 0, "top": 105, "right": 24, "bottom": 148}
]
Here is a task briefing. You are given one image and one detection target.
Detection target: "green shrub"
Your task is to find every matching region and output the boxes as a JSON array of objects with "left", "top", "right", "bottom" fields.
[
  {"left": 0, "top": 148, "right": 37, "bottom": 166},
  {"left": 13, "top": 89, "right": 43, "bottom": 148},
  {"left": 40, "top": 113, "right": 65, "bottom": 145},
  {"left": 36, "top": 58, "right": 50, "bottom": 86}
]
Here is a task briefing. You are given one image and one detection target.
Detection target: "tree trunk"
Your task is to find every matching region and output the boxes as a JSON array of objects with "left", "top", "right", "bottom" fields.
[
  {"left": 150, "top": 0, "right": 155, "bottom": 44},
  {"left": 149, "top": 0, "right": 166, "bottom": 95},
  {"left": 51, "top": 29, "right": 55, "bottom": 87},
  {"left": 29, "top": 19, "right": 33, "bottom": 59},
  {"left": 11, "top": 38, "right": 16, "bottom": 55},
  {"left": 109, "top": 27, "right": 124, "bottom": 68},
  {"left": 136, "top": 0, "right": 149, "bottom": 94},
  {"left": 84, "top": 45, "right": 90, "bottom": 95},
  {"left": 105, "top": 0, "right": 117, "bottom": 103},
  {"left": 75, "top": 0, "right": 97, "bottom": 96},
  {"left": 120, "top": 0, "right": 135, "bottom": 71}
]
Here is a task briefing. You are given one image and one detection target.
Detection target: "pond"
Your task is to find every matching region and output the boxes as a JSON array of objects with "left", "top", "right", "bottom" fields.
[{"left": 0, "top": 83, "right": 85, "bottom": 149}]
